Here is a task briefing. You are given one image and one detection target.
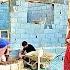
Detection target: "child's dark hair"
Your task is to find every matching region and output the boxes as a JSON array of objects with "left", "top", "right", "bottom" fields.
[{"left": 22, "top": 41, "right": 27, "bottom": 46}]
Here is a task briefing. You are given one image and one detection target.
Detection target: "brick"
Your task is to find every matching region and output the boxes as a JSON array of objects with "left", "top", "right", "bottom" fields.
[
  {"left": 16, "top": 0, "right": 21, "bottom": 6},
  {"left": 10, "top": 18, "right": 17, "bottom": 23}
]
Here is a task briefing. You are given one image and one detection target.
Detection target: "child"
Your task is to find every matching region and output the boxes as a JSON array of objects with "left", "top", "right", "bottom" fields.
[
  {"left": 19, "top": 41, "right": 36, "bottom": 59},
  {"left": 0, "top": 38, "right": 10, "bottom": 62}
]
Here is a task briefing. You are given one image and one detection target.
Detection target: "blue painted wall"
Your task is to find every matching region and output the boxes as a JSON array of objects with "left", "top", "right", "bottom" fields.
[
  {"left": 0, "top": 2, "right": 9, "bottom": 30},
  {"left": 27, "top": 3, "right": 54, "bottom": 24},
  {"left": 10, "top": 1, "right": 68, "bottom": 49}
]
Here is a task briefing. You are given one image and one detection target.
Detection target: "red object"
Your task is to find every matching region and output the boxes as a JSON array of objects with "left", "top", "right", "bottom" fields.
[{"left": 64, "top": 30, "right": 70, "bottom": 70}]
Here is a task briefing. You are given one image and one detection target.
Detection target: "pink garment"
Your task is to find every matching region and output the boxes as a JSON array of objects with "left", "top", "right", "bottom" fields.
[{"left": 0, "top": 46, "right": 7, "bottom": 56}]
